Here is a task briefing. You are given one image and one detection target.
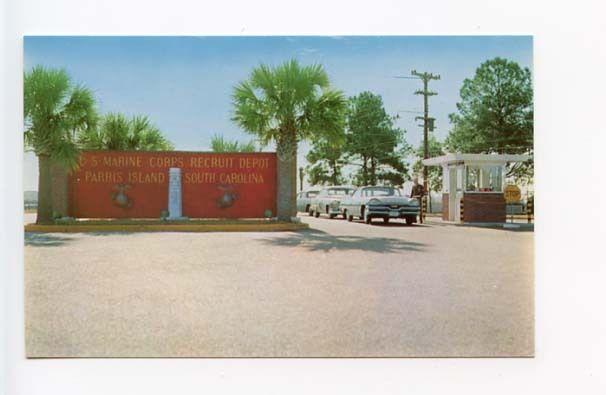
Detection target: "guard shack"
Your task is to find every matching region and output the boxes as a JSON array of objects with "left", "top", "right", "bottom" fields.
[{"left": 422, "top": 153, "right": 531, "bottom": 223}]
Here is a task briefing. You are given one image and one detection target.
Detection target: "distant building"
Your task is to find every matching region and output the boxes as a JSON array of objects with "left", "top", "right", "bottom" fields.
[{"left": 24, "top": 190, "right": 38, "bottom": 209}]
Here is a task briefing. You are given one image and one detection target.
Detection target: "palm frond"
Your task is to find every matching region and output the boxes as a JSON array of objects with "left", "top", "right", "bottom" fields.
[
  {"left": 140, "top": 125, "right": 173, "bottom": 150},
  {"left": 100, "top": 113, "right": 131, "bottom": 150},
  {"left": 210, "top": 133, "right": 257, "bottom": 152},
  {"left": 232, "top": 59, "right": 346, "bottom": 151},
  {"left": 232, "top": 81, "right": 271, "bottom": 134},
  {"left": 129, "top": 115, "right": 153, "bottom": 149},
  {"left": 87, "top": 113, "right": 173, "bottom": 151},
  {"left": 63, "top": 85, "right": 99, "bottom": 138},
  {"left": 24, "top": 66, "right": 73, "bottom": 155},
  {"left": 51, "top": 139, "right": 80, "bottom": 169}
]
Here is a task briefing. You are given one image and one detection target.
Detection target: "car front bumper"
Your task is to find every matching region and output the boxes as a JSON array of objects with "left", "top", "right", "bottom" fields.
[{"left": 367, "top": 206, "right": 420, "bottom": 219}]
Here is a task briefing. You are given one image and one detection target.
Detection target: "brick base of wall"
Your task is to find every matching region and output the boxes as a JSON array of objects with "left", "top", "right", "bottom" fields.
[
  {"left": 442, "top": 193, "right": 449, "bottom": 221},
  {"left": 462, "top": 193, "right": 506, "bottom": 223}
]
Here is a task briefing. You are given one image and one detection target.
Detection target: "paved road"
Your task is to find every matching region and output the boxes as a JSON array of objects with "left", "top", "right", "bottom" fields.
[{"left": 25, "top": 215, "right": 533, "bottom": 357}]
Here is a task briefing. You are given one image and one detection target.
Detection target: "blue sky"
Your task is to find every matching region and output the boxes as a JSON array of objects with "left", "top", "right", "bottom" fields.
[{"left": 23, "top": 36, "right": 532, "bottom": 191}]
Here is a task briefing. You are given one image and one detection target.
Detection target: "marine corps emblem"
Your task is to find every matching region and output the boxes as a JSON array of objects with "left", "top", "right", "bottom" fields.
[
  {"left": 111, "top": 183, "right": 133, "bottom": 209},
  {"left": 216, "top": 184, "right": 238, "bottom": 209}
]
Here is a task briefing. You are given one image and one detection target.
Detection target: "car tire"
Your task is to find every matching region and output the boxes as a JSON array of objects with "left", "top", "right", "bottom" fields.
[
  {"left": 365, "top": 213, "right": 372, "bottom": 224},
  {"left": 347, "top": 214, "right": 353, "bottom": 222},
  {"left": 308, "top": 209, "right": 314, "bottom": 216},
  {"left": 329, "top": 214, "right": 336, "bottom": 219},
  {"left": 314, "top": 210, "right": 320, "bottom": 218},
  {"left": 405, "top": 217, "right": 414, "bottom": 226},
  {"left": 383, "top": 217, "right": 390, "bottom": 224},
  {"left": 342, "top": 210, "right": 348, "bottom": 220}
]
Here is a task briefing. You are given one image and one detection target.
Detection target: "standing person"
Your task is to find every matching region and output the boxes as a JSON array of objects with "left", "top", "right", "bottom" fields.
[
  {"left": 410, "top": 177, "right": 425, "bottom": 199},
  {"left": 410, "top": 177, "right": 425, "bottom": 223}
]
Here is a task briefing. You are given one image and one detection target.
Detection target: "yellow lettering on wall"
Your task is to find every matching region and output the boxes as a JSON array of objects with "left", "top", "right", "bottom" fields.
[
  {"left": 83, "top": 171, "right": 124, "bottom": 183},
  {"left": 218, "top": 172, "right": 265, "bottom": 184},
  {"left": 183, "top": 172, "right": 217, "bottom": 184},
  {"left": 239, "top": 157, "right": 269, "bottom": 169},
  {"left": 190, "top": 156, "right": 236, "bottom": 169},
  {"left": 127, "top": 172, "right": 166, "bottom": 184},
  {"left": 100, "top": 155, "right": 142, "bottom": 168}
]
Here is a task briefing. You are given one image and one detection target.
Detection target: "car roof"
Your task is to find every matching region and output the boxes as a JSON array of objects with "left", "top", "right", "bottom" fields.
[
  {"left": 321, "top": 185, "right": 355, "bottom": 190},
  {"left": 360, "top": 185, "right": 397, "bottom": 189}
]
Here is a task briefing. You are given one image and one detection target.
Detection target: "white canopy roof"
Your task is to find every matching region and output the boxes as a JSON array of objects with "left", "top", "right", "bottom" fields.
[{"left": 422, "top": 153, "right": 531, "bottom": 166}]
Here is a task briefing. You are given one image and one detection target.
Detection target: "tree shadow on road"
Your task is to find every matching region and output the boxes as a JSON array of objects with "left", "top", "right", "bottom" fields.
[
  {"left": 259, "top": 229, "right": 426, "bottom": 253},
  {"left": 24, "top": 233, "right": 73, "bottom": 247},
  {"left": 347, "top": 220, "right": 432, "bottom": 228}
]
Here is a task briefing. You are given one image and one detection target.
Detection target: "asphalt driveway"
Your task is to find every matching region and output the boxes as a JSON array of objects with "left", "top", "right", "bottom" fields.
[{"left": 25, "top": 215, "right": 534, "bottom": 357}]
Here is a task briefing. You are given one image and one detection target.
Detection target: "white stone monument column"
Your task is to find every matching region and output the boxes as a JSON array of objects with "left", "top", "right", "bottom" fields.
[{"left": 168, "top": 167, "right": 183, "bottom": 219}]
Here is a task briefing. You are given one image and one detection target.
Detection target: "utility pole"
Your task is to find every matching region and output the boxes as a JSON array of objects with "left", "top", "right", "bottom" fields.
[
  {"left": 411, "top": 70, "right": 440, "bottom": 223},
  {"left": 394, "top": 71, "right": 440, "bottom": 223}
]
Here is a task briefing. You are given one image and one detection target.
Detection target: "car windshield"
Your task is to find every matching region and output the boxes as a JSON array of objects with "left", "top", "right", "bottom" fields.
[
  {"left": 364, "top": 187, "right": 401, "bottom": 197},
  {"left": 327, "top": 188, "right": 352, "bottom": 196}
]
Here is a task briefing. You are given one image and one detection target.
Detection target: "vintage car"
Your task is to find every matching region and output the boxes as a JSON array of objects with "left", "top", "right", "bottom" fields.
[
  {"left": 340, "top": 186, "right": 420, "bottom": 225},
  {"left": 296, "top": 189, "right": 320, "bottom": 213},
  {"left": 309, "top": 186, "right": 355, "bottom": 219}
]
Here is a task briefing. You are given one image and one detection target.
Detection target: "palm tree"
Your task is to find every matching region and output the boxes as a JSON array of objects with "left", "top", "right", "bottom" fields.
[
  {"left": 232, "top": 59, "right": 346, "bottom": 220},
  {"left": 80, "top": 113, "right": 173, "bottom": 151},
  {"left": 24, "top": 66, "right": 97, "bottom": 224},
  {"left": 210, "top": 134, "right": 257, "bottom": 152}
]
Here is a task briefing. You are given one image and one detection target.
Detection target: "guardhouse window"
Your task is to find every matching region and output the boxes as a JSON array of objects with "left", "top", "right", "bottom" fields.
[{"left": 465, "top": 165, "right": 503, "bottom": 192}]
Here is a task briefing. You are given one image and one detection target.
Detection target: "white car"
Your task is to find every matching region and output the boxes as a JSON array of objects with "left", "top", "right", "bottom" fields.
[
  {"left": 296, "top": 189, "right": 320, "bottom": 214},
  {"left": 340, "top": 186, "right": 420, "bottom": 225},
  {"left": 309, "top": 186, "right": 355, "bottom": 219}
]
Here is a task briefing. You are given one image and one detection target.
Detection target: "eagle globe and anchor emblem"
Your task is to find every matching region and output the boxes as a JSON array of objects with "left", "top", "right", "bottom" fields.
[
  {"left": 216, "top": 184, "right": 238, "bottom": 209},
  {"left": 111, "top": 182, "right": 238, "bottom": 211},
  {"left": 111, "top": 183, "right": 133, "bottom": 209}
]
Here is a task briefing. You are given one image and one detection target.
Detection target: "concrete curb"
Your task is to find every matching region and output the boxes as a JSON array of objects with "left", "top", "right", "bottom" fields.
[
  {"left": 457, "top": 222, "right": 534, "bottom": 230},
  {"left": 426, "top": 218, "right": 534, "bottom": 230},
  {"left": 25, "top": 222, "right": 309, "bottom": 233}
]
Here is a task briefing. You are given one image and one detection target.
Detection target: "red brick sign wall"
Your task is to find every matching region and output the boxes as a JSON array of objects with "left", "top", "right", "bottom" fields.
[{"left": 69, "top": 151, "right": 277, "bottom": 219}]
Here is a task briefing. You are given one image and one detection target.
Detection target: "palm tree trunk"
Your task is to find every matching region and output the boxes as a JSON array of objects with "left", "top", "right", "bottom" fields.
[
  {"left": 36, "top": 154, "right": 53, "bottom": 224},
  {"left": 50, "top": 160, "right": 69, "bottom": 217},
  {"left": 276, "top": 141, "right": 297, "bottom": 221},
  {"left": 289, "top": 150, "right": 297, "bottom": 217}
]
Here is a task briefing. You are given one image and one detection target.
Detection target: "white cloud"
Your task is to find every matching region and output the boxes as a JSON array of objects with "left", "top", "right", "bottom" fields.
[{"left": 299, "top": 47, "right": 319, "bottom": 55}]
